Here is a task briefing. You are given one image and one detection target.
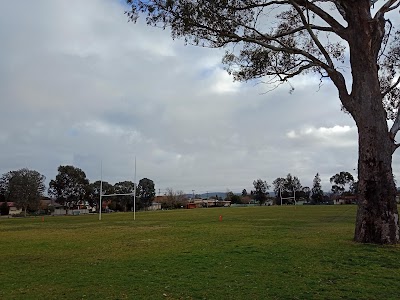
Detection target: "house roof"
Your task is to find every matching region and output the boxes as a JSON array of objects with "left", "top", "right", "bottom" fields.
[{"left": 0, "top": 202, "right": 16, "bottom": 207}]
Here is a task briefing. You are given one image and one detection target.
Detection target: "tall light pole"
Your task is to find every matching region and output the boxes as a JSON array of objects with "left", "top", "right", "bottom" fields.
[
  {"left": 99, "top": 160, "right": 103, "bottom": 221},
  {"left": 133, "top": 156, "right": 137, "bottom": 221}
]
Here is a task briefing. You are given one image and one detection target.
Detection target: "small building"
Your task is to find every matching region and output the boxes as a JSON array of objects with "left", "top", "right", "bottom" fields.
[
  {"left": 186, "top": 199, "right": 231, "bottom": 209},
  {"left": 148, "top": 202, "right": 162, "bottom": 211},
  {"left": 52, "top": 203, "right": 67, "bottom": 215},
  {"left": 186, "top": 203, "right": 197, "bottom": 209},
  {"left": 334, "top": 195, "right": 357, "bottom": 205}
]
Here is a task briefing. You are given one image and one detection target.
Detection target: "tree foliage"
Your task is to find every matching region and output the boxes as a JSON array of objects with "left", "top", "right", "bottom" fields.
[
  {"left": 114, "top": 181, "right": 135, "bottom": 211},
  {"left": 0, "top": 201, "right": 9, "bottom": 215},
  {"left": 48, "top": 165, "right": 89, "bottom": 208},
  {"left": 252, "top": 179, "right": 270, "bottom": 205},
  {"left": 162, "top": 187, "right": 188, "bottom": 209},
  {"left": 330, "top": 171, "right": 355, "bottom": 195},
  {"left": 137, "top": 178, "right": 156, "bottom": 209},
  {"left": 226, "top": 190, "right": 242, "bottom": 204},
  {"left": 0, "top": 168, "right": 46, "bottom": 216},
  {"left": 311, "top": 173, "right": 324, "bottom": 204},
  {"left": 126, "top": 0, "right": 399, "bottom": 112}
]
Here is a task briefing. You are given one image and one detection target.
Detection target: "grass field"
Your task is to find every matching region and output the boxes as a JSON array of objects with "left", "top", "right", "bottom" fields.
[{"left": 0, "top": 206, "right": 399, "bottom": 300}]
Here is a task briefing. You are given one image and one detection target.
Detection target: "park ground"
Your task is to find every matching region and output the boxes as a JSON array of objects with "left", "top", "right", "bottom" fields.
[{"left": 0, "top": 206, "right": 399, "bottom": 299}]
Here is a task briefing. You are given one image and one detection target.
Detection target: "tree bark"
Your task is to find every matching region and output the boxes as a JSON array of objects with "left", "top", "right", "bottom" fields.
[
  {"left": 354, "top": 113, "right": 399, "bottom": 244},
  {"left": 343, "top": 3, "right": 399, "bottom": 244}
]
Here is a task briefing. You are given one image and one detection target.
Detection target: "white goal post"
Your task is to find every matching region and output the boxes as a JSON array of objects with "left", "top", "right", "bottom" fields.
[
  {"left": 99, "top": 157, "right": 137, "bottom": 221},
  {"left": 279, "top": 188, "right": 296, "bottom": 205}
]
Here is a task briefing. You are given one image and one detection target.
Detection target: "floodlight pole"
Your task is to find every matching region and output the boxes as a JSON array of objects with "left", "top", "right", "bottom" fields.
[
  {"left": 133, "top": 156, "right": 136, "bottom": 221},
  {"left": 99, "top": 161, "right": 103, "bottom": 221}
]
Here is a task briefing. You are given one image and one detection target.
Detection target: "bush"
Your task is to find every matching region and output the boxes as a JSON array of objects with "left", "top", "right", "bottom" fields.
[{"left": 0, "top": 202, "right": 9, "bottom": 215}]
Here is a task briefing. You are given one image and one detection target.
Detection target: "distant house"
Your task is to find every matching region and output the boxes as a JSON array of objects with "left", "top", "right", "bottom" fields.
[
  {"left": 334, "top": 195, "right": 357, "bottom": 205},
  {"left": 148, "top": 202, "right": 161, "bottom": 211},
  {"left": 186, "top": 199, "right": 231, "bottom": 209},
  {"left": 51, "top": 203, "right": 67, "bottom": 215},
  {"left": 186, "top": 203, "right": 197, "bottom": 209}
]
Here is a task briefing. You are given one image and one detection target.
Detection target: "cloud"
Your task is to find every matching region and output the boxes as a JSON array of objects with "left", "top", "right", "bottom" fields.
[
  {"left": 1, "top": 0, "right": 396, "bottom": 195},
  {"left": 287, "top": 125, "right": 357, "bottom": 147}
]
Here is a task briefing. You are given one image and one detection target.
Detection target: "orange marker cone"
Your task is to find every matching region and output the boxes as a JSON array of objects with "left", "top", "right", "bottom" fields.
[{"left": 219, "top": 215, "right": 222, "bottom": 222}]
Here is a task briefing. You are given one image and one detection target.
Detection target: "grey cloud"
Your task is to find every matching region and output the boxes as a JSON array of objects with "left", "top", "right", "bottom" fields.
[{"left": 1, "top": 0, "right": 395, "bottom": 195}]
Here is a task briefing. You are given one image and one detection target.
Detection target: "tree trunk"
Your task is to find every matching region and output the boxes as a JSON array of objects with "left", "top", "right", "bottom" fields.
[
  {"left": 354, "top": 116, "right": 399, "bottom": 244},
  {"left": 349, "top": 40, "right": 399, "bottom": 244},
  {"left": 351, "top": 77, "right": 400, "bottom": 244},
  {"left": 341, "top": 3, "right": 400, "bottom": 244}
]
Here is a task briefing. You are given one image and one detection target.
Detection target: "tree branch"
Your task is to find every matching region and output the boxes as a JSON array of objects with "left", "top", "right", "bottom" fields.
[
  {"left": 374, "top": 0, "right": 400, "bottom": 19},
  {"left": 226, "top": 0, "right": 290, "bottom": 11},
  {"left": 382, "top": 75, "right": 400, "bottom": 98},
  {"left": 292, "top": 0, "right": 348, "bottom": 40},
  {"left": 290, "top": 0, "right": 334, "bottom": 67},
  {"left": 390, "top": 106, "right": 400, "bottom": 139}
]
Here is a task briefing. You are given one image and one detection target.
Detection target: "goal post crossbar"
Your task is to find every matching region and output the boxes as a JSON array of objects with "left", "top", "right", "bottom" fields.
[
  {"left": 99, "top": 157, "right": 137, "bottom": 221},
  {"left": 279, "top": 188, "right": 296, "bottom": 206},
  {"left": 101, "top": 193, "right": 135, "bottom": 197}
]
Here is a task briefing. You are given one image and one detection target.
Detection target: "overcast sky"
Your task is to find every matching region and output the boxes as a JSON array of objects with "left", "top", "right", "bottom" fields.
[{"left": 1, "top": 1, "right": 399, "bottom": 195}]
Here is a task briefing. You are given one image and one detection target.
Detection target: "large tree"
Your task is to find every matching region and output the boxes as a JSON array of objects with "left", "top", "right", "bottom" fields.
[
  {"left": 127, "top": 0, "right": 400, "bottom": 244},
  {"left": 48, "top": 165, "right": 89, "bottom": 209},
  {"left": 137, "top": 178, "right": 156, "bottom": 209},
  {"left": 0, "top": 168, "right": 46, "bottom": 217},
  {"left": 330, "top": 171, "right": 355, "bottom": 195},
  {"left": 252, "top": 178, "right": 270, "bottom": 205},
  {"left": 311, "top": 173, "right": 324, "bottom": 204}
]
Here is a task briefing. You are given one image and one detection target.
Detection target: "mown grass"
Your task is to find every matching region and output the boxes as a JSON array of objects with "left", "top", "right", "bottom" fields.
[{"left": 0, "top": 206, "right": 399, "bottom": 299}]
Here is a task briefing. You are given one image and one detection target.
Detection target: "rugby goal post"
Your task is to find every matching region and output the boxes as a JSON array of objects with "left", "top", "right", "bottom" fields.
[
  {"left": 279, "top": 188, "right": 296, "bottom": 205},
  {"left": 99, "top": 157, "right": 137, "bottom": 221}
]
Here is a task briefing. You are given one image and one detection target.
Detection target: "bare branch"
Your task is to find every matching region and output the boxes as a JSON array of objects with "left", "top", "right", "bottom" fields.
[
  {"left": 290, "top": 0, "right": 334, "bottom": 67},
  {"left": 374, "top": 0, "right": 400, "bottom": 19},
  {"left": 292, "top": 0, "right": 348, "bottom": 40},
  {"left": 279, "top": 62, "right": 317, "bottom": 79},
  {"left": 394, "top": 143, "right": 400, "bottom": 153},
  {"left": 389, "top": 107, "right": 400, "bottom": 139},
  {"left": 382, "top": 76, "right": 400, "bottom": 98},
  {"left": 387, "top": 1, "right": 400, "bottom": 12}
]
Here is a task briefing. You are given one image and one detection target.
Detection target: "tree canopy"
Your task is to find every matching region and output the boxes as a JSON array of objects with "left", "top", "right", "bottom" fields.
[
  {"left": 311, "top": 173, "right": 324, "bottom": 204},
  {"left": 330, "top": 171, "right": 355, "bottom": 195},
  {"left": 137, "top": 178, "right": 156, "bottom": 209},
  {"left": 48, "top": 165, "right": 89, "bottom": 208},
  {"left": 252, "top": 178, "right": 270, "bottom": 205},
  {"left": 0, "top": 168, "right": 46, "bottom": 216}
]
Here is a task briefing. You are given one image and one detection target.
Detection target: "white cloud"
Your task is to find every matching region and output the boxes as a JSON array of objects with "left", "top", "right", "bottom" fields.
[
  {"left": 209, "top": 68, "right": 241, "bottom": 94},
  {"left": 287, "top": 125, "right": 356, "bottom": 147}
]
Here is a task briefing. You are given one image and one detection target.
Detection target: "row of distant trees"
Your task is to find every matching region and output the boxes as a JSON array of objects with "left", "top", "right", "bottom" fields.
[
  {"left": 0, "top": 165, "right": 357, "bottom": 215},
  {"left": 0, "top": 165, "right": 156, "bottom": 216},
  {"left": 226, "top": 172, "right": 357, "bottom": 205}
]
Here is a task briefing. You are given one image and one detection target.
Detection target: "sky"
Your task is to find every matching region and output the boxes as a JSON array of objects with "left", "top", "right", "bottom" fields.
[{"left": 1, "top": 1, "right": 399, "bottom": 195}]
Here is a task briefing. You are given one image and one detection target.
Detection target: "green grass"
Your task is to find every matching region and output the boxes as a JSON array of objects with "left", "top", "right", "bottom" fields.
[{"left": 0, "top": 206, "right": 399, "bottom": 299}]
